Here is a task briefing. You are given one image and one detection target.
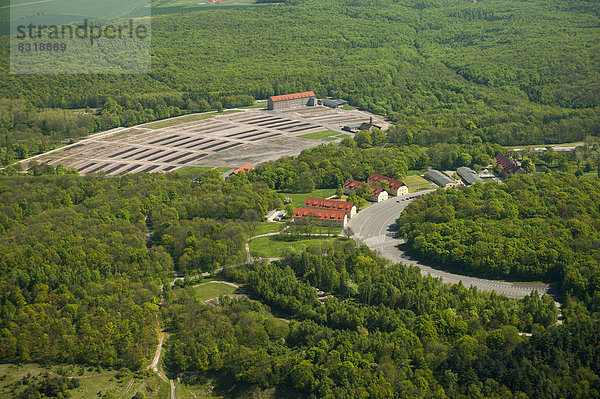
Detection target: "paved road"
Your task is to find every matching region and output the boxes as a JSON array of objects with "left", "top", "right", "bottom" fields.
[{"left": 348, "top": 191, "right": 551, "bottom": 299}]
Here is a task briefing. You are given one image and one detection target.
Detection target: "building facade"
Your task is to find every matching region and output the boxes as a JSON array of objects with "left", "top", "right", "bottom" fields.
[
  {"left": 267, "top": 91, "right": 317, "bottom": 111},
  {"left": 304, "top": 197, "right": 357, "bottom": 218},
  {"left": 294, "top": 208, "right": 347, "bottom": 228},
  {"left": 344, "top": 178, "right": 389, "bottom": 202},
  {"left": 367, "top": 172, "right": 408, "bottom": 196},
  {"left": 424, "top": 170, "right": 458, "bottom": 189}
]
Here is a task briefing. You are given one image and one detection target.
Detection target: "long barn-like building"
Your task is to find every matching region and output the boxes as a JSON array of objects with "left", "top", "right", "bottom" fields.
[{"left": 267, "top": 91, "right": 318, "bottom": 110}]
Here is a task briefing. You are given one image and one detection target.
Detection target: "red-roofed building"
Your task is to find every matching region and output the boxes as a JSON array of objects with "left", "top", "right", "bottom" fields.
[
  {"left": 343, "top": 179, "right": 388, "bottom": 203},
  {"left": 368, "top": 185, "right": 388, "bottom": 202},
  {"left": 294, "top": 208, "right": 347, "bottom": 227},
  {"left": 233, "top": 162, "right": 254, "bottom": 175},
  {"left": 267, "top": 91, "right": 317, "bottom": 110},
  {"left": 304, "top": 197, "right": 356, "bottom": 218},
  {"left": 342, "top": 179, "right": 363, "bottom": 195},
  {"left": 495, "top": 153, "right": 525, "bottom": 177},
  {"left": 367, "top": 173, "right": 408, "bottom": 196}
]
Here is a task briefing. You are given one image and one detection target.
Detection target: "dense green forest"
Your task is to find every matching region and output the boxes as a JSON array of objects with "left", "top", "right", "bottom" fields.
[
  {"left": 1, "top": 0, "right": 600, "bottom": 396},
  {"left": 162, "top": 241, "right": 599, "bottom": 398},
  {"left": 0, "top": 169, "right": 280, "bottom": 369},
  {"left": 0, "top": 157, "right": 599, "bottom": 397},
  {"left": 1, "top": 0, "right": 599, "bottom": 163},
  {"left": 396, "top": 173, "right": 600, "bottom": 309}
]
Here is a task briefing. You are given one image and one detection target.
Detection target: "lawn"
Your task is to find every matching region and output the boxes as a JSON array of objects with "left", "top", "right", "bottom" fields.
[
  {"left": 251, "top": 222, "right": 284, "bottom": 236},
  {"left": 323, "top": 134, "right": 349, "bottom": 141},
  {"left": 341, "top": 104, "right": 354, "bottom": 110},
  {"left": 299, "top": 130, "right": 340, "bottom": 140},
  {"left": 278, "top": 188, "right": 336, "bottom": 206},
  {"left": 194, "top": 282, "right": 237, "bottom": 301},
  {"left": 406, "top": 169, "right": 428, "bottom": 176},
  {"left": 402, "top": 175, "right": 438, "bottom": 193},
  {"left": 249, "top": 235, "right": 347, "bottom": 258}
]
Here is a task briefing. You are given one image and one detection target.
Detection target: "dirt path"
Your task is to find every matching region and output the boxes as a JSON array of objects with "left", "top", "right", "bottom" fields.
[
  {"left": 119, "top": 378, "right": 135, "bottom": 399},
  {"left": 192, "top": 280, "right": 239, "bottom": 289}
]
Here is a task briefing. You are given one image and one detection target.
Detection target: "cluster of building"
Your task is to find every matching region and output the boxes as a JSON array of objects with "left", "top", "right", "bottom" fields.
[
  {"left": 293, "top": 197, "right": 356, "bottom": 228},
  {"left": 292, "top": 173, "right": 408, "bottom": 227},
  {"left": 424, "top": 153, "right": 525, "bottom": 188},
  {"left": 267, "top": 91, "right": 351, "bottom": 111},
  {"left": 343, "top": 172, "right": 408, "bottom": 202}
]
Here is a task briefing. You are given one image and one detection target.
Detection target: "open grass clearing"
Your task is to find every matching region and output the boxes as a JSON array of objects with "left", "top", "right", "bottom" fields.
[
  {"left": 0, "top": 364, "right": 169, "bottom": 399},
  {"left": 194, "top": 282, "right": 238, "bottom": 301},
  {"left": 322, "top": 134, "right": 347, "bottom": 141},
  {"left": 251, "top": 222, "right": 284, "bottom": 236},
  {"left": 298, "top": 130, "right": 340, "bottom": 140},
  {"left": 249, "top": 235, "right": 346, "bottom": 258},
  {"left": 406, "top": 169, "right": 428, "bottom": 176},
  {"left": 278, "top": 188, "right": 336, "bottom": 206}
]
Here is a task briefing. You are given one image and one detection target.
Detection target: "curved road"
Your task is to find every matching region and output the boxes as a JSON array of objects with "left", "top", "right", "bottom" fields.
[{"left": 348, "top": 191, "right": 551, "bottom": 299}]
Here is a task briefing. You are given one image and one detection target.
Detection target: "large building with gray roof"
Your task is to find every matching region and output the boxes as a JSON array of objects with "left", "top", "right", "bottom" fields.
[
  {"left": 457, "top": 167, "right": 483, "bottom": 185},
  {"left": 424, "top": 169, "right": 458, "bottom": 189}
]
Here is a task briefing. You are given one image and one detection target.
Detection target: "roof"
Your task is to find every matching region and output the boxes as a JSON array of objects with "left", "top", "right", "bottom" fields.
[
  {"left": 343, "top": 179, "right": 364, "bottom": 191},
  {"left": 305, "top": 197, "right": 354, "bottom": 212},
  {"left": 294, "top": 208, "right": 346, "bottom": 222},
  {"left": 456, "top": 167, "right": 482, "bottom": 185},
  {"left": 495, "top": 153, "right": 525, "bottom": 174},
  {"left": 425, "top": 170, "right": 455, "bottom": 186},
  {"left": 369, "top": 184, "right": 385, "bottom": 196},
  {"left": 367, "top": 173, "right": 405, "bottom": 190},
  {"left": 359, "top": 122, "right": 381, "bottom": 130},
  {"left": 269, "top": 91, "right": 316, "bottom": 102},
  {"left": 233, "top": 162, "right": 254, "bottom": 174},
  {"left": 322, "top": 99, "right": 348, "bottom": 107}
]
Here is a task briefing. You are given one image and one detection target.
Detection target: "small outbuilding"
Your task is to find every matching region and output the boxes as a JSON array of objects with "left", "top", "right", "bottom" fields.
[
  {"left": 233, "top": 162, "right": 254, "bottom": 174},
  {"left": 342, "top": 117, "right": 381, "bottom": 133},
  {"left": 322, "top": 99, "right": 348, "bottom": 109}
]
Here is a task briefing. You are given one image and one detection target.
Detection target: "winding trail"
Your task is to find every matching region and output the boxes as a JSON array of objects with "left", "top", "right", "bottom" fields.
[{"left": 348, "top": 191, "right": 552, "bottom": 299}]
